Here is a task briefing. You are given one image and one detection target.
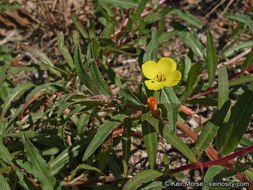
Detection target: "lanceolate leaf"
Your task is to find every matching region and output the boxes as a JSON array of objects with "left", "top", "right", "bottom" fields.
[
  {"left": 22, "top": 135, "right": 56, "bottom": 190},
  {"left": 161, "top": 87, "right": 181, "bottom": 133},
  {"left": 88, "top": 60, "right": 111, "bottom": 96},
  {"left": 58, "top": 32, "right": 75, "bottom": 69},
  {"left": 178, "top": 31, "right": 205, "bottom": 61},
  {"left": 74, "top": 44, "right": 99, "bottom": 95},
  {"left": 50, "top": 139, "right": 89, "bottom": 175},
  {"left": 0, "top": 174, "right": 10, "bottom": 190},
  {"left": 224, "top": 13, "right": 253, "bottom": 36},
  {"left": 218, "top": 65, "right": 229, "bottom": 109},
  {"left": 217, "top": 84, "right": 253, "bottom": 155},
  {"left": 159, "top": 124, "right": 196, "bottom": 163},
  {"left": 222, "top": 41, "right": 253, "bottom": 58},
  {"left": 122, "top": 118, "right": 132, "bottom": 176},
  {"left": 123, "top": 169, "right": 163, "bottom": 190},
  {"left": 1, "top": 82, "right": 34, "bottom": 121},
  {"left": 143, "top": 27, "right": 158, "bottom": 63},
  {"left": 82, "top": 114, "right": 127, "bottom": 161},
  {"left": 142, "top": 121, "right": 157, "bottom": 169},
  {"left": 206, "top": 32, "right": 217, "bottom": 87},
  {"left": 119, "top": 85, "right": 142, "bottom": 105},
  {"left": 0, "top": 141, "right": 12, "bottom": 164}
]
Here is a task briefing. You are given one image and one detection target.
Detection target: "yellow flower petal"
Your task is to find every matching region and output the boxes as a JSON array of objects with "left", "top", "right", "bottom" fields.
[
  {"left": 145, "top": 80, "right": 166, "bottom": 90},
  {"left": 142, "top": 60, "right": 158, "bottom": 79},
  {"left": 165, "top": 70, "right": 181, "bottom": 87},
  {"left": 157, "top": 57, "right": 177, "bottom": 74}
]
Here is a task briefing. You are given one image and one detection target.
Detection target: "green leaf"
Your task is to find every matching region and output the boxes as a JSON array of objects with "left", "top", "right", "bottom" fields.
[
  {"left": 82, "top": 114, "right": 127, "bottom": 161},
  {"left": 77, "top": 113, "right": 90, "bottom": 137},
  {"left": 203, "top": 165, "right": 226, "bottom": 190},
  {"left": 161, "top": 87, "right": 181, "bottom": 133},
  {"left": 169, "top": 9, "right": 202, "bottom": 29},
  {"left": 181, "top": 63, "right": 202, "bottom": 101},
  {"left": 218, "top": 65, "right": 229, "bottom": 109},
  {"left": 22, "top": 135, "right": 56, "bottom": 190},
  {"left": 123, "top": 169, "right": 163, "bottom": 190},
  {"left": 206, "top": 32, "right": 217, "bottom": 87},
  {"left": 0, "top": 141, "right": 12, "bottom": 164},
  {"left": 74, "top": 44, "right": 99, "bottom": 95},
  {"left": 88, "top": 60, "right": 111, "bottom": 96},
  {"left": 0, "top": 174, "right": 10, "bottom": 190},
  {"left": 1, "top": 82, "right": 34, "bottom": 121},
  {"left": 71, "top": 16, "right": 89, "bottom": 39},
  {"left": 222, "top": 41, "right": 253, "bottom": 58},
  {"left": 139, "top": 180, "right": 163, "bottom": 190},
  {"left": 133, "top": 0, "right": 146, "bottom": 21},
  {"left": 193, "top": 122, "right": 219, "bottom": 159},
  {"left": 178, "top": 31, "right": 205, "bottom": 60},
  {"left": 122, "top": 118, "right": 132, "bottom": 176},
  {"left": 142, "top": 121, "right": 157, "bottom": 169},
  {"left": 58, "top": 32, "right": 75, "bottom": 69},
  {"left": 15, "top": 168, "right": 37, "bottom": 190},
  {"left": 143, "top": 27, "right": 158, "bottom": 62},
  {"left": 159, "top": 123, "right": 196, "bottom": 163},
  {"left": 71, "top": 164, "right": 105, "bottom": 176},
  {"left": 50, "top": 139, "right": 88, "bottom": 175},
  {"left": 229, "top": 75, "right": 253, "bottom": 86},
  {"left": 34, "top": 50, "right": 63, "bottom": 77},
  {"left": 119, "top": 85, "right": 142, "bottom": 105},
  {"left": 217, "top": 85, "right": 253, "bottom": 155},
  {"left": 225, "top": 13, "right": 253, "bottom": 36},
  {"left": 101, "top": 0, "right": 139, "bottom": 8},
  {"left": 242, "top": 49, "right": 253, "bottom": 72}
]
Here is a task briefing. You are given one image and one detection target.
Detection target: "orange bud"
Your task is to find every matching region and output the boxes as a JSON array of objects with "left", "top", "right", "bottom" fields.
[{"left": 147, "top": 96, "right": 157, "bottom": 114}]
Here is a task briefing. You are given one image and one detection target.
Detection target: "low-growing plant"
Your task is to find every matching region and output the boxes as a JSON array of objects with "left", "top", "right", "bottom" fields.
[{"left": 0, "top": 0, "right": 253, "bottom": 189}]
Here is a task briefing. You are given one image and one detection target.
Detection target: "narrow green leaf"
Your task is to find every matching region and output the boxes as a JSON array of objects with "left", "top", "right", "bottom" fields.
[
  {"left": 71, "top": 164, "right": 105, "bottom": 176},
  {"left": 178, "top": 31, "right": 205, "bottom": 60},
  {"left": 181, "top": 63, "right": 202, "bottom": 101},
  {"left": 222, "top": 41, "right": 253, "bottom": 58},
  {"left": 0, "top": 141, "right": 12, "bottom": 164},
  {"left": 159, "top": 124, "right": 196, "bottom": 163},
  {"left": 82, "top": 114, "right": 127, "bottom": 161},
  {"left": 88, "top": 60, "right": 111, "bottom": 96},
  {"left": 34, "top": 50, "right": 63, "bottom": 77},
  {"left": 134, "top": 0, "right": 146, "bottom": 21},
  {"left": 101, "top": 0, "right": 139, "bottom": 8},
  {"left": 169, "top": 9, "right": 202, "bottom": 29},
  {"left": 194, "top": 122, "right": 219, "bottom": 159},
  {"left": 217, "top": 85, "right": 253, "bottom": 155},
  {"left": 203, "top": 165, "right": 226, "bottom": 190},
  {"left": 58, "top": 32, "right": 75, "bottom": 69},
  {"left": 71, "top": 16, "right": 89, "bottom": 39},
  {"left": 225, "top": 13, "right": 253, "bottom": 36},
  {"left": 161, "top": 87, "right": 181, "bottom": 133},
  {"left": 143, "top": 7, "right": 170, "bottom": 24},
  {"left": 119, "top": 85, "right": 142, "bottom": 105},
  {"left": 206, "top": 32, "right": 217, "bottom": 87},
  {"left": 74, "top": 44, "right": 99, "bottom": 95},
  {"left": 142, "top": 121, "right": 157, "bottom": 169},
  {"left": 123, "top": 169, "right": 163, "bottom": 190},
  {"left": 50, "top": 139, "right": 88, "bottom": 175},
  {"left": 1, "top": 82, "right": 34, "bottom": 121},
  {"left": 15, "top": 168, "right": 37, "bottom": 190},
  {"left": 229, "top": 75, "right": 253, "bottom": 86},
  {"left": 122, "top": 118, "right": 132, "bottom": 176},
  {"left": 22, "top": 135, "right": 56, "bottom": 190},
  {"left": 0, "top": 174, "right": 10, "bottom": 190},
  {"left": 242, "top": 49, "right": 253, "bottom": 72},
  {"left": 218, "top": 65, "right": 229, "bottom": 109},
  {"left": 77, "top": 113, "right": 90, "bottom": 137},
  {"left": 143, "top": 27, "right": 158, "bottom": 62}
]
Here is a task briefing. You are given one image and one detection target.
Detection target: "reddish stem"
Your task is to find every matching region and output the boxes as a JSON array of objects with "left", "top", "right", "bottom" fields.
[
  {"left": 187, "top": 65, "right": 253, "bottom": 101},
  {"left": 171, "top": 145, "right": 253, "bottom": 173}
]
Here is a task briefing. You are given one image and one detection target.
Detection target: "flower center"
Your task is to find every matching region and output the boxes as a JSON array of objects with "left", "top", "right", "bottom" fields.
[{"left": 155, "top": 72, "right": 166, "bottom": 82}]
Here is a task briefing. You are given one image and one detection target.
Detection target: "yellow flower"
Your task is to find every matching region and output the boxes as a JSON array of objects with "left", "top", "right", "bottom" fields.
[{"left": 142, "top": 57, "right": 181, "bottom": 90}]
